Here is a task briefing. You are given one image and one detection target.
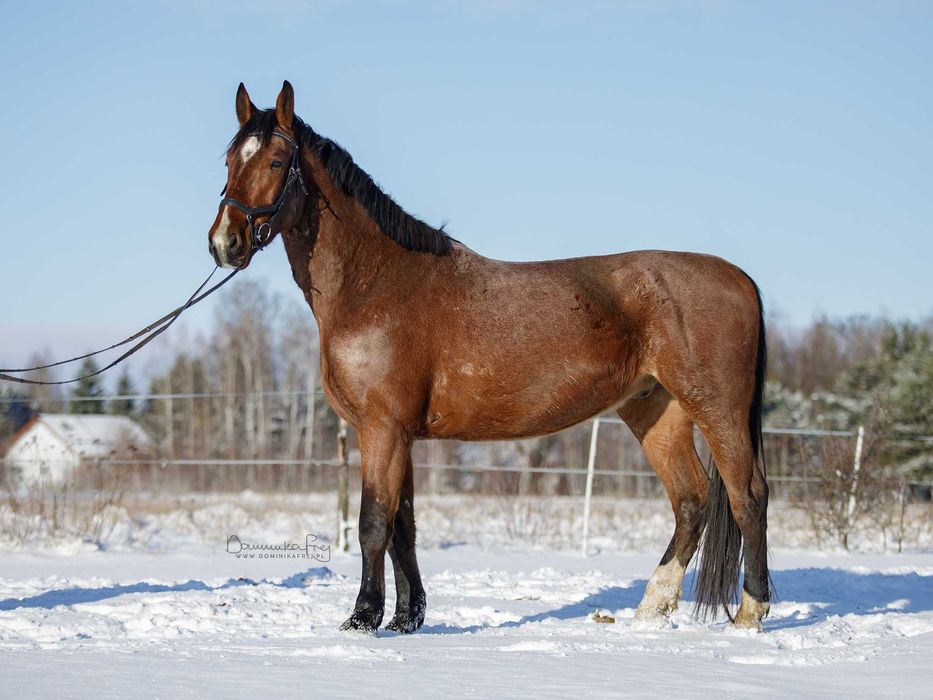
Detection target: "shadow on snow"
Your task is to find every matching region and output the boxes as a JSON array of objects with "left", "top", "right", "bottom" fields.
[
  {"left": 1, "top": 565, "right": 929, "bottom": 635},
  {"left": 0, "top": 567, "right": 335, "bottom": 612},
  {"left": 422, "top": 567, "right": 933, "bottom": 634}
]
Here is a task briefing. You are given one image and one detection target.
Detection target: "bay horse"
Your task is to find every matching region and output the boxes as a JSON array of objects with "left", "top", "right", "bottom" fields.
[{"left": 208, "top": 81, "right": 772, "bottom": 634}]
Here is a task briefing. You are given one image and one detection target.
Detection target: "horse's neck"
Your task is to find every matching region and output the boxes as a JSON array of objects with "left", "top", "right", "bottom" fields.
[{"left": 282, "top": 150, "right": 429, "bottom": 333}]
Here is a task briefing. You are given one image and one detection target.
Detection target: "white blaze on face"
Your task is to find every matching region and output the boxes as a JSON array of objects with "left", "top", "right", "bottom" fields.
[
  {"left": 239, "top": 136, "right": 262, "bottom": 163},
  {"left": 218, "top": 206, "right": 233, "bottom": 232},
  {"left": 211, "top": 207, "right": 238, "bottom": 268}
]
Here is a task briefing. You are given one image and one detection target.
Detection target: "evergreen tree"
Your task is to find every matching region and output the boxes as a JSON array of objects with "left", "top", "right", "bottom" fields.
[
  {"left": 70, "top": 358, "right": 105, "bottom": 414},
  {"left": 836, "top": 322, "right": 933, "bottom": 482},
  {"left": 0, "top": 389, "right": 33, "bottom": 442},
  {"left": 839, "top": 323, "right": 933, "bottom": 431},
  {"left": 108, "top": 368, "right": 136, "bottom": 417}
]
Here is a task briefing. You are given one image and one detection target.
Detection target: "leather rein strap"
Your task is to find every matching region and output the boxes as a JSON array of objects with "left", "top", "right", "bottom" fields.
[
  {"left": 0, "top": 266, "right": 240, "bottom": 386},
  {"left": 1, "top": 131, "right": 310, "bottom": 386}
]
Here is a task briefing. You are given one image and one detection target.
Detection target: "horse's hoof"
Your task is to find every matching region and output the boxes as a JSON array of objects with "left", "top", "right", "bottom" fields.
[
  {"left": 384, "top": 611, "right": 424, "bottom": 634},
  {"left": 634, "top": 598, "right": 677, "bottom": 621},
  {"left": 339, "top": 609, "right": 382, "bottom": 635},
  {"left": 732, "top": 590, "right": 769, "bottom": 632},
  {"left": 731, "top": 613, "right": 763, "bottom": 632}
]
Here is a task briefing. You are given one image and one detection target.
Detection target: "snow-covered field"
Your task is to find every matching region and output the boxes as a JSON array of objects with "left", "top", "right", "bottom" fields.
[{"left": 1, "top": 495, "right": 931, "bottom": 698}]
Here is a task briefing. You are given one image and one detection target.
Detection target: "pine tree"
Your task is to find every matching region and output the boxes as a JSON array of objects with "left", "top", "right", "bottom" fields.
[
  {"left": 70, "top": 358, "right": 105, "bottom": 414},
  {"left": 0, "top": 389, "right": 33, "bottom": 441},
  {"left": 108, "top": 368, "right": 136, "bottom": 417},
  {"left": 836, "top": 322, "right": 933, "bottom": 483}
]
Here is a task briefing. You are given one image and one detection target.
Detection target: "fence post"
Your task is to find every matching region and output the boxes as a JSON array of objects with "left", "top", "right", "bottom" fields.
[
  {"left": 336, "top": 418, "right": 350, "bottom": 553},
  {"left": 846, "top": 424, "right": 865, "bottom": 524},
  {"left": 581, "top": 417, "right": 601, "bottom": 557}
]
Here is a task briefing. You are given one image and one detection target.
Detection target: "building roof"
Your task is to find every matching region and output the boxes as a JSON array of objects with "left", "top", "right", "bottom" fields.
[{"left": 6, "top": 413, "right": 152, "bottom": 459}]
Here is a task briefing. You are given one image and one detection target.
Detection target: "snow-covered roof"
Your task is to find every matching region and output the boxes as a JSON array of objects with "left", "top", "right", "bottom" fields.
[{"left": 34, "top": 414, "right": 152, "bottom": 459}]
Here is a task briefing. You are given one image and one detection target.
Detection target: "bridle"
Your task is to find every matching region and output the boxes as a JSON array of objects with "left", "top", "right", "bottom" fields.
[{"left": 218, "top": 130, "right": 308, "bottom": 255}]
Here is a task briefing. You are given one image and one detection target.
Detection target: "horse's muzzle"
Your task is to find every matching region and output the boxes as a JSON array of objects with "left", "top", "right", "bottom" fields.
[{"left": 209, "top": 229, "right": 247, "bottom": 269}]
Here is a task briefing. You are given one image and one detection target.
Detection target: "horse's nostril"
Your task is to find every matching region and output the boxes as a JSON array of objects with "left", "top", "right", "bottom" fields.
[{"left": 228, "top": 234, "right": 240, "bottom": 254}]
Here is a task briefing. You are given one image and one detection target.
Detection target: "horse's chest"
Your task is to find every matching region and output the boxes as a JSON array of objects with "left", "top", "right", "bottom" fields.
[{"left": 319, "top": 327, "right": 414, "bottom": 421}]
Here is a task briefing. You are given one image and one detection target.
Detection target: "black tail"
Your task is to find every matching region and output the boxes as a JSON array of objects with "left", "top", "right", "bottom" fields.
[
  {"left": 694, "top": 463, "right": 743, "bottom": 620},
  {"left": 694, "top": 278, "right": 768, "bottom": 621}
]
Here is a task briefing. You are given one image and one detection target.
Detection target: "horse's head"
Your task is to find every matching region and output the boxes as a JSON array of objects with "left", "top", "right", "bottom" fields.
[{"left": 208, "top": 81, "right": 307, "bottom": 269}]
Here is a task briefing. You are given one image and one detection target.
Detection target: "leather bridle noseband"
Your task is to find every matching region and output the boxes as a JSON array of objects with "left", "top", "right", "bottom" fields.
[{"left": 218, "top": 130, "right": 308, "bottom": 255}]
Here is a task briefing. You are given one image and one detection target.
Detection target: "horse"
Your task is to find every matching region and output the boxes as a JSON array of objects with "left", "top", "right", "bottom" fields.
[{"left": 208, "top": 81, "right": 772, "bottom": 634}]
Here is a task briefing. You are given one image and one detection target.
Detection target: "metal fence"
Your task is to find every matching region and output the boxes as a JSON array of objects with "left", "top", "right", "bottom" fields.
[
  {"left": 3, "top": 408, "right": 931, "bottom": 556},
  {"left": 3, "top": 409, "right": 930, "bottom": 496}
]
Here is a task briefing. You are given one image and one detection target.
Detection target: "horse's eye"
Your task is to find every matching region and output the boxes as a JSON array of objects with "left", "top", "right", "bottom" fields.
[{"left": 271, "top": 159, "right": 284, "bottom": 169}]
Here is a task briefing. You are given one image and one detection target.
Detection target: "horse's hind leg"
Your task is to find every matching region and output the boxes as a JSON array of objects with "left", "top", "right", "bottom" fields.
[
  {"left": 698, "top": 419, "right": 770, "bottom": 629},
  {"left": 385, "top": 455, "right": 426, "bottom": 633},
  {"left": 618, "top": 387, "right": 708, "bottom": 620},
  {"left": 664, "top": 375, "right": 770, "bottom": 628}
]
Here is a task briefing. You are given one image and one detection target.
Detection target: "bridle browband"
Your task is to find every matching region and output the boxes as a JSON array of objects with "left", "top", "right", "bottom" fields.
[{"left": 218, "top": 130, "right": 308, "bottom": 256}]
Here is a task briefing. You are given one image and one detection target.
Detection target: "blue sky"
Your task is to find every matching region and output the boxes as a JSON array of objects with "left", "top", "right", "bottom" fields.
[{"left": 0, "top": 1, "right": 931, "bottom": 379}]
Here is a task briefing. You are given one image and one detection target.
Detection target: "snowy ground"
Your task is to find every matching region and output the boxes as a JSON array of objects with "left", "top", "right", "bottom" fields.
[{"left": 1, "top": 495, "right": 931, "bottom": 698}]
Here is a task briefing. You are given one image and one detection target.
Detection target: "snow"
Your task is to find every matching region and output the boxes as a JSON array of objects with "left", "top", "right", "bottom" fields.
[
  {"left": 28, "top": 414, "right": 152, "bottom": 459},
  {"left": 0, "top": 495, "right": 931, "bottom": 697}
]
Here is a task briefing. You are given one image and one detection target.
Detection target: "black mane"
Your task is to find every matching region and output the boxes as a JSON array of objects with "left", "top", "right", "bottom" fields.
[{"left": 228, "top": 110, "right": 452, "bottom": 256}]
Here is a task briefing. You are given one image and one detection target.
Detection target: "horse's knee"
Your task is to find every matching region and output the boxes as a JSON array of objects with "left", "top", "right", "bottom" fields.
[
  {"left": 392, "top": 510, "right": 415, "bottom": 554},
  {"left": 359, "top": 500, "right": 392, "bottom": 551}
]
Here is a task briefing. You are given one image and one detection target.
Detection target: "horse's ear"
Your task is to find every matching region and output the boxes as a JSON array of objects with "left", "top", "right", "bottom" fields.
[
  {"left": 276, "top": 80, "right": 295, "bottom": 130},
  {"left": 236, "top": 82, "right": 256, "bottom": 127}
]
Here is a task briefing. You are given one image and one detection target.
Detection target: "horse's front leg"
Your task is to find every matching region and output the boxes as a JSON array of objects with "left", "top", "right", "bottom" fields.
[
  {"left": 385, "top": 455, "right": 426, "bottom": 633},
  {"left": 340, "top": 425, "right": 411, "bottom": 635}
]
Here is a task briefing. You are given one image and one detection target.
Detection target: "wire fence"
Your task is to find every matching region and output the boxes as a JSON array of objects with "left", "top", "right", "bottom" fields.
[
  {"left": 3, "top": 397, "right": 931, "bottom": 556},
  {"left": 2, "top": 425, "right": 931, "bottom": 496},
  {"left": 2, "top": 391, "right": 931, "bottom": 501}
]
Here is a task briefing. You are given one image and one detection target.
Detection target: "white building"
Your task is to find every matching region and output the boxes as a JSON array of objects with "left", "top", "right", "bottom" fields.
[{"left": 2, "top": 414, "right": 152, "bottom": 484}]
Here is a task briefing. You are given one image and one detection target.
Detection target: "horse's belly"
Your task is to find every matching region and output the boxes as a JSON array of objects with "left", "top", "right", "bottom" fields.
[{"left": 423, "top": 360, "right": 630, "bottom": 440}]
